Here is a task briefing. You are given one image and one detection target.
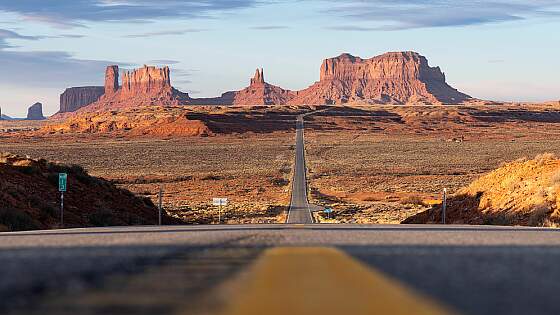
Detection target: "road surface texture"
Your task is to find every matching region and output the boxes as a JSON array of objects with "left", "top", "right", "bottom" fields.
[
  {"left": 286, "top": 114, "right": 314, "bottom": 224},
  {"left": 3, "top": 224, "right": 560, "bottom": 315}
]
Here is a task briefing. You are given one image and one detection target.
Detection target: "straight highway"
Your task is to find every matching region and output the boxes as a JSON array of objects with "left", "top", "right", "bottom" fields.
[
  {"left": 286, "top": 114, "right": 314, "bottom": 224},
  {"left": 3, "top": 224, "right": 560, "bottom": 315}
]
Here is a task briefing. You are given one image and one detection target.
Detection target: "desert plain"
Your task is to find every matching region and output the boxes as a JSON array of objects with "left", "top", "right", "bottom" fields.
[{"left": 3, "top": 104, "right": 560, "bottom": 225}]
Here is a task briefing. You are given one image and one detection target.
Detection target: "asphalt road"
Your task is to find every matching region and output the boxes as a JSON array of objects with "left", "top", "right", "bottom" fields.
[
  {"left": 286, "top": 114, "right": 314, "bottom": 224},
  {"left": 4, "top": 110, "right": 560, "bottom": 314},
  {"left": 3, "top": 224, "right": 560, "bottom": 315}
]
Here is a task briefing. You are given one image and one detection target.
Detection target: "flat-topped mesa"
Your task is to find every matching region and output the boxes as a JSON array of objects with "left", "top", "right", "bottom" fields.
[
  {"left": 122, "top": 65, "right": 171, "bottom": 95},
  {"left": 59, "top": 86, "right": 105, "bottom": 113},
  {"left": 319, "top": 52, "right": 446, "bottom": 81},
  {"left": 291, "top": 51, "right": 471, "bottom": 105},
  {"left": 250, "top": 68, "right": 265, "bottom": 85},
  {"left": 104, "top": 65, "right": 119, "bottom": 95}
]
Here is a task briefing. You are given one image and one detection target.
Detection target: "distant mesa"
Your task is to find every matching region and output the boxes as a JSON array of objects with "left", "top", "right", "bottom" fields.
[
  {"left": 59, "top": 87, "right": 105, "bottom": 113},
  {"left": 214, "top": 52, "right": 472, "bottom": 106},
  {"left": 26, "top": 102, "right": 46, "bottom": 120},
  {"left": 0, "top": 106, "right": 10, "bottom": 120},
  {"left": 56, "top": 51, "right": 474, "bottom": 115},
  {"left": 290, "top": 51, "right": 472, "bottom": 105}
]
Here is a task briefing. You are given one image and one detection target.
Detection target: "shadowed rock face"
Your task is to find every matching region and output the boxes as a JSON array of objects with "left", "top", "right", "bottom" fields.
[
  {"left": 104, "top": 65, "right": 119, "bottom": 95},
  {"left": 0, "top": 152, "right": 181, "bottom": 231},
  {"left": 289, "top": 51, "right": 472, "bottom": 105},
  {"left": 59, "top": 87, "right": 105, "bottom": 113},
  {"left": 26, "top": 102, "right": 46, "bottom": 120}
]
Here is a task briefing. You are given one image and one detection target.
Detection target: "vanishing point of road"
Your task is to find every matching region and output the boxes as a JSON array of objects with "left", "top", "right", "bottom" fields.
[{"left": 4, "top": 110, "right": 560, "bottom": 315}]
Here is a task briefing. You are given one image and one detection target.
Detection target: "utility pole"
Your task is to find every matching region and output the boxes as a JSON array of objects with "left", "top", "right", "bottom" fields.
[
  {"left": 442, "top": 188, "right": 447, "bottom": 224},
  {"left": 158, "top": 184, "right": 163, "bottom": 226}
]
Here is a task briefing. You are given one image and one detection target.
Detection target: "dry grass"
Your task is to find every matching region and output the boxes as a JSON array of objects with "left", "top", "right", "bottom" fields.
[
  {"left": 305, "top": 104, "right": 560, "bottom": 224},
  {"left": 0, "top": 134, "right": 294, "bottom": 224}
]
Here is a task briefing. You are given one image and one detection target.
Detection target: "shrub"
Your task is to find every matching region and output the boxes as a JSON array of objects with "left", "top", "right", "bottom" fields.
[
  {"left": 528, "top": 204, "right": 552, "bottom": 226},
  {"left": 47, "top": 173, "right": 59, "bottom": 187},
  {"left": 482, "top": 212, "right": 511, "bottom": 226},
  {"left": 0, "top": 208, "right": 39, "bottom": 231},
  {"left": 88, "top": 209, "right": 115, "bottom": 227},
  {"left": 535, "top": 153, "right": 556, "bottom": 166},
  {"left": 17, "top": 166, "right": 38, "bottom": 175},
  {"left": 551, "top": 169, "right": 560, "bottom": 186},
  {"left": 400, "top": 195, "right": 427, "bottom": 206},
  {"left": 201, "top": 175, "right": 222, "bottom": 181},
  {"left": 271, "top": 178, "right": 289, "bottom": 187}
]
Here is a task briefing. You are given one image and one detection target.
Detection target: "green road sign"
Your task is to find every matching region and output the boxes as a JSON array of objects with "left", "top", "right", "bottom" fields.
[{"left": 59, "top": 173, "right": 67, "bottom": 192}]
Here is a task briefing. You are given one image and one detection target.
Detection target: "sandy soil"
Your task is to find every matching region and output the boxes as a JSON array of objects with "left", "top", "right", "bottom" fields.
[
  {"left": 305, "top": 104, "right": 560, "bottom": 224},
  {"left": 4, "top": 104, "right": 560, "bottom": 225},
  {"left": 0, "top": 133, "right": 294, "bottom": 224}
]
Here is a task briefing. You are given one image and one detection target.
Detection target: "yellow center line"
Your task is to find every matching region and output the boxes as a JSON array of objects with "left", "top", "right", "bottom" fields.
[{"left": 216, "top": 247, "right": 453, "bottom": 315}]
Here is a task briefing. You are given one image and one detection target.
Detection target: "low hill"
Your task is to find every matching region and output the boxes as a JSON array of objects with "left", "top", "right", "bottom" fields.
[
  {"left": 404, "top": 154, "right": 560, "bottom": 226},
  {"left": 0, "top": 153, "right": 179, "bottom": 231},
  {"left": 36, "top": 105, "right": 309, "bottom": 138},
  {"left": 41, "top": 106, "right": 213, "bottom": 137}
]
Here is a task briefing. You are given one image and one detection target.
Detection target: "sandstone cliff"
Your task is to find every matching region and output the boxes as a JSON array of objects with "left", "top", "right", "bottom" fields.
[
  {"left": 59, "top": 86, "right": 105, "bottom": 113},
  {"left": 289, "top": 52, "right": 471, "bottom": 105},
  {"left": 122, "top": 65, "right": 171, "bottom": 95},
  {"left": 105, "top": 65, "right": 119, "bottom": 95},
  {"left": 79, "top": 65, "right": 191, "bottom": 112},
  {"left": 251, "top": 68, "right": 265, "bottom": 85},
  {"left": 59, "top": 51, "right": 473, "bottom": 114},
  {"left": 26, "top": 102, "right": 46, "bottom": 120}
]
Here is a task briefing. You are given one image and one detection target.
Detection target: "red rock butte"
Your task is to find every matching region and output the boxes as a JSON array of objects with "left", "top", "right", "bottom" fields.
[
  {"left": 79, "top": 65, "right": 190, "bottom": 112},
  {"left": 290, "top": 52, "right": 471, "bottom": 105},
  {"left": 121, "top": 65, "right": 171, "bottom": 95},
  {"left": 58, "top": 51, "right": 475, "bottom": 114}
]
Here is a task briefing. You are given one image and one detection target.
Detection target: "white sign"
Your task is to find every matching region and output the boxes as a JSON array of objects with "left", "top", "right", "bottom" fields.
[{"left": 213, "top": 198, "right": 228, "bottom": 206}]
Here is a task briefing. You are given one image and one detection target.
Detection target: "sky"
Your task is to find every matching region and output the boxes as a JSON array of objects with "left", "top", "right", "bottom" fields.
[{"left": 0, "top": 0, "right": 559, "bottom": 117}]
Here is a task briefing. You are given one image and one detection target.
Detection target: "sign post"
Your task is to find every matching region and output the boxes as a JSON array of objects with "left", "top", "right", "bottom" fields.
[
  {"left": 212, "top": 198, "right": 228, "bottom": 224},
  {"left": 324, "top": 208, "right": 333, "bottom": 220},
  {"left": 58, "top": 173, "right": 67, "bottom": 228}
]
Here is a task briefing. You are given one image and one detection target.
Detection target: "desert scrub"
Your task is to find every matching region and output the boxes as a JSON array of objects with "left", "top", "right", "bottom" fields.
[
  {"left": 400, "top": 195, "right": 428, "bottom": 207},
  {"left": 0, "top": 208, "right": 39, "bottom": 231}
]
